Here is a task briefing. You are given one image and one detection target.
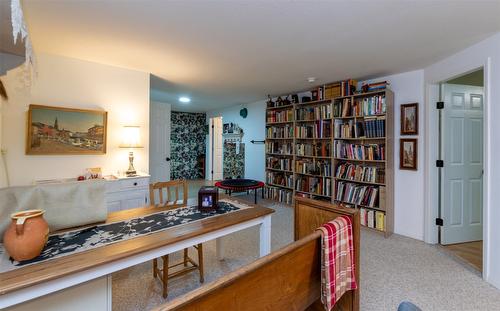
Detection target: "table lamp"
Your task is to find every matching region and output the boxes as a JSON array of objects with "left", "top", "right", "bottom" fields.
[{"left": 119, "top": 125, "right": 143, "bottom": 176}]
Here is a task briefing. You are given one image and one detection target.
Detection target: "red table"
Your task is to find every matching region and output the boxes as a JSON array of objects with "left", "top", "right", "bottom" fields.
[{"left": 215, "top": 179, "right": 265, "bottom": 204}]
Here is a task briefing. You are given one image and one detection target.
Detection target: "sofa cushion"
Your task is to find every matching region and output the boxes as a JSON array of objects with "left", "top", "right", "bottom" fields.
[{"left": 0, "top": 180, "right": 107, "bottom": 241}]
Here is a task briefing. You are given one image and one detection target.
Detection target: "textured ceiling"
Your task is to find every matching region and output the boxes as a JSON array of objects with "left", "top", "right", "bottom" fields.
[{"left": 22, "top": 0, "right": 500, "bottom": 112}]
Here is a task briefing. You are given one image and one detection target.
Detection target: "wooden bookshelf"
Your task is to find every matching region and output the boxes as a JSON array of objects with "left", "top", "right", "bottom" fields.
[
  {"left": 332, "top": 89, "right": 394, "bottom": 237},
  {"left": 265, "top": 101, "right": 295, "bottom": 204},
  {"left": 264, "top": 85, "right": 394, "bottom": 238}
]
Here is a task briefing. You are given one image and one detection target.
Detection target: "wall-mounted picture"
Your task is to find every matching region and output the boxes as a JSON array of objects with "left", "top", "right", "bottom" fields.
[
  {"left": 400, "top": 138, "right": 418, "bottom": 170},
  {"left": 27, "top": 104, "right": 107, "bottom": 155},
  {"left": 401, "top": 103, "right": 418, "bottom": 135}
]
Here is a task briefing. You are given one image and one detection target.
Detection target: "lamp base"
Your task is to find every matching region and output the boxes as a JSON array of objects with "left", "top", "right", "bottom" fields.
[
  {"left": 126, "top": 151, "right": 137, "bottom": 177},
  {"left": 126, "top": 170, "right": 137, "bottom": 177}
]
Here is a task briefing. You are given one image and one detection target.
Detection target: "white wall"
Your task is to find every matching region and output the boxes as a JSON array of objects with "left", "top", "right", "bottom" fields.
[
  {"left": 206, "top": 100, "right": 266, "bottom": 181},
  {"left": 360, "top": 70, "right": 425, "bottom": 240},
  {"left": 1, "top": 53, "right": 150, "bottom": 186},
  {"left": 422, "top": 32, "right": 500, "bottom": 288}
]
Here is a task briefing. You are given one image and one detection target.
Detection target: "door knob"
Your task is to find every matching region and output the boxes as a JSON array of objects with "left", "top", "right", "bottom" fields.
[{"left": 166, "top": 157, "right": 171, "bottom": 162}]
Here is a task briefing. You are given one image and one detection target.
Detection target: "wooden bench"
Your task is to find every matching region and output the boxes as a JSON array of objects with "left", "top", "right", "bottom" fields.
[{"left": 153, "top": 197, "right": 359, "bottom": 311}]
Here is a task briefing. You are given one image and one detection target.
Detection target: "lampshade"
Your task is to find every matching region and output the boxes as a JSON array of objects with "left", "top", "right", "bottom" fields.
[{"left": 119, "top": 126, "right": 143, "bottom": 148}]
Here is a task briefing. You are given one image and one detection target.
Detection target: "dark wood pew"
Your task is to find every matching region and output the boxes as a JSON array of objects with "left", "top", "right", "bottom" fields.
[{"left": 153, "top": 197, "right": 359, "bottom": 311}]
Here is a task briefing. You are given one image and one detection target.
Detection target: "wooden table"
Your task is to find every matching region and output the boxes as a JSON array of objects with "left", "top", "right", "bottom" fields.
[{"left": 0, "top": 200, "right": 274, "bottom": 310}]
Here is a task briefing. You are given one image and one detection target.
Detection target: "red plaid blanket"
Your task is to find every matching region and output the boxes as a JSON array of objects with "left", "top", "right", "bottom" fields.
[{"left": 316, "top": 216, "right": 357, "bottom": 311}]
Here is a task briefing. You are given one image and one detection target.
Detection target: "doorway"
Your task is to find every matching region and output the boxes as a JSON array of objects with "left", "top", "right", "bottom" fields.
[
  {"left": 208, "top": 116, "right": 223, "bottom": 181},
  {"left": 149, "top": 101, "right": 171, "bottom": 183},
  {"left": 439, "top": 68, "right": 484, "bottom": 271}
]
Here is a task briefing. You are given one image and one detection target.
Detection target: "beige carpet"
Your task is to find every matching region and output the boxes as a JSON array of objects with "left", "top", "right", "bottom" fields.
[{"left": 112, "top": 195, "right": 500, "bottom": 311}]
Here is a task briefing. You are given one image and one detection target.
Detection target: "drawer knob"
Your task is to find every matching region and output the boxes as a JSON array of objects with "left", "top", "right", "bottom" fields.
[{"left": 134, "top": 182, "right": 138, "bottom": 186}]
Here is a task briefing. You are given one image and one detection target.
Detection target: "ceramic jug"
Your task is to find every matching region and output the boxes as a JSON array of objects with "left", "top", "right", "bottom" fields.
[{"left": 3, "top": 210, "right": 49, "bottom": 261}]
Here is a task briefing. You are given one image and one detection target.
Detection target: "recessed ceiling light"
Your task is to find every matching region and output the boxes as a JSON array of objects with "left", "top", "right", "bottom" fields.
[
  {"left": 179, "top": 96, "right": 191, "bottom": 103},
  {"left": 307, "top": 77, "right": 316, "bottom": 83}
]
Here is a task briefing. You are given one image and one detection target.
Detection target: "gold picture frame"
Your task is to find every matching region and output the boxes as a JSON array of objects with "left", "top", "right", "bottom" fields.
[{"left": 26, "top": 104, "right": 108, "bottom": 155}]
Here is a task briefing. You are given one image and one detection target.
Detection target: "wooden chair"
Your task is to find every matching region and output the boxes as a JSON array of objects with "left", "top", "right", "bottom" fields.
[{"left": 149, "top": 179, "right": 204, "bottom": 298}]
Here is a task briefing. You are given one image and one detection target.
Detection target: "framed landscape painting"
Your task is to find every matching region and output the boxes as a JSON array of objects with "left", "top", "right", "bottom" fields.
[
  {"left": 400, "top": 138, "right": 417, "bottom": 170},
  {"left": 26, "top": 105, "right": 107, "bottom": 155},
  {"left": 401, "top": 103, "right": 418, "bottom": 135}
]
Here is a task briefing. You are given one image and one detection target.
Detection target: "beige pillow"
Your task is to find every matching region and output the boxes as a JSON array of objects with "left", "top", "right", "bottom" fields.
[{"left": 0, "top": 180, "right": 107, "bottom": 241}]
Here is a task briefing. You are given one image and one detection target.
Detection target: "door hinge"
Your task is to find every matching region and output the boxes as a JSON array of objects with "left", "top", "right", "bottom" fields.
[
  {"left": 437, "top": 101, "right": 444, "bottom": 109},
  {"left": 211, "top": 170, "right": 214, "bottom": 174},
  {"left": 436, "top": 160, "right": 444, "bottom": 167},
  {"left": 435, "top": 218, "right": 444, "bottom": 226}
]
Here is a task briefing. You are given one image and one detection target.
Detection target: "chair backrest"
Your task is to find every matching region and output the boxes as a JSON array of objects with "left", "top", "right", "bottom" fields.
[{"left": 149, "top": 179, "right": 188, "bottom": 209}]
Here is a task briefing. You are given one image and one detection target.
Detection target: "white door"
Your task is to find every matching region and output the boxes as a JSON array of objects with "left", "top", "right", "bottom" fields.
[
  {"left": 441, "top": 84, "right": 483, "bottom": 244},
  {"left": 149, "top": 101, "right": 171, "bottom": 183},
  {"left": 208, "top": 117, "right": 223, "bottom": 181}
]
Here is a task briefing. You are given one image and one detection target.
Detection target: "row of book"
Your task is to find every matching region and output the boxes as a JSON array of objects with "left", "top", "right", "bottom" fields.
[
  {"left": 335, "top": 163, "right": 385, "bottom": 184},
  {"left": 295, "top": 159, "right": 332, "bottom": 177},
  {"left": 266, "top": 125, "right": 294, "bottom": 139},
  {"left": 335, "top": 182, "right": 379, "bottom": 208},
  {"left": 295, "top": 105, "right": 332, "bottom": 121},
  {"left": 296, "top": 176, "right": 332, "bottom": 197},
  {"left": 334, "top": 119, "right": 364, "bottom": 138},
  {"left": 266, "top": 141, "right": 293, "bottom": 155},
  {"left": 333, "top": 142, "right": 385, "bottom": 161},
  {"left": 333, "top": 117, "right": 386, "bottom": 139},
  {"left": 296, "top": 142, "right": 331, "bottom": 157},
  {"left": 266, "top": 172, "right": 293, "bottom": 189},
  {"left": 364, "top": 81, "right": 388, "bottom": 92},
  {"left": 340, "top": 79, "right": 357, "bottom": 97},
  {"left": 363, "top": 117, "right": 385, "bottom": 138},
  {"left": 266, "top": 109, "right": 293, "bottom": 123},
  {"left": 360, "top": 208, "right": 385, "bottom": 231},
  {"left": 357, "top": 95, "right": 386, "bottom": 116},
  {"left": 266, "top": 156, "right": 293, "bottom": 171},
  {"left": 334, "top": 98, "right": 359, "bottom": 117},
  {"left": 295, "top": 121, "right": 332, "bottom": 139},
  {"left": 265, "top": 186, "right": 293, "bottom": 204}
]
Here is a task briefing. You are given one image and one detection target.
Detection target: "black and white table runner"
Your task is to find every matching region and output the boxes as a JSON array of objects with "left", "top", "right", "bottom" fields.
[{"left": 0, "top": 199, "right": 249, "bottom": 272}]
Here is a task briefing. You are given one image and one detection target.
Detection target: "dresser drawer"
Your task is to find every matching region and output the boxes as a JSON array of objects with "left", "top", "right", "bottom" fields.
[{"left": 118, "top": 177, "right": 149, "bottom": 190}]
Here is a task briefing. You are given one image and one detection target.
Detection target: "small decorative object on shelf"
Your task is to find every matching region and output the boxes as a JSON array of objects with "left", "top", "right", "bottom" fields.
[
  {"left": 267, "top": 95, "right": 274, "bottom": 107},
  {"left": 198, "top": 186, "right": 218, "bottom": 211},
  {"left": 85, "top": 167, "right": 102, "bottom": 179},
  {"left": 3, "top": 210, "right": 49, "bottom": 261}
]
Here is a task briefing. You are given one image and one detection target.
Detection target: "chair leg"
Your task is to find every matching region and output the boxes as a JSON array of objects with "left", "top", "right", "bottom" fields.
[
  {"left": 162, "top": 255, "right": 169, "bottom": 298},
  {"left": 197, "top": 243, "right": 204, "bottom": 283},
  {"left": 153, "top": 258, "right": 157, "bottom": 278},
  {"left": 183, "top": 248, "right": 189, "bottom": 267}
]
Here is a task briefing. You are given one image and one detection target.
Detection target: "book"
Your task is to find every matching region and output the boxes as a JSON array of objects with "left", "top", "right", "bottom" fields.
[{"left": 376, "top": 211, "right": 385, "bottom": 231}]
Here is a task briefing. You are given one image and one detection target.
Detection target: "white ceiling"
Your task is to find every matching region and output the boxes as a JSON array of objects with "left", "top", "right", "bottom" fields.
[{"left": 22, "top": 0, "right": 500, "bottom": 112}]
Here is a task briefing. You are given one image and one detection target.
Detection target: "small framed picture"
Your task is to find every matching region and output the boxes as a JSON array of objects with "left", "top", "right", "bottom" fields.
[
  {"left": 400, "top": 138, "right": 418, "bottom": 170},
  {"left": 198, "top": 186, "right": 218, "bottom": 211},
  {"left": 401, "top": 103, "right": 418, "bottom": 135}
]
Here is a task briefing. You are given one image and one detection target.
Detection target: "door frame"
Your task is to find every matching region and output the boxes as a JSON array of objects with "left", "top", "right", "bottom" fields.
[{"left": 424, "top": 59, "right": 491, "bottom": 279}]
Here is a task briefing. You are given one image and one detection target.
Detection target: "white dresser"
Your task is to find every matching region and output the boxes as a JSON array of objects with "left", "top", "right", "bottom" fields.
[{"left": 105, "top": 173, "right": 150, "bottom": 212}]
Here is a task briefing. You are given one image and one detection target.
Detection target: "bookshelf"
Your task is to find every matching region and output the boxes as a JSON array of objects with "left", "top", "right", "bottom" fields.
[
  {"left": 265, "top": 100, "right": 295, "bottom": 204},
  {"left": 264, "top": 83, "right": 393, "bottom": 237},
  {"left": 332, "top": 89, "right": 394, "bottom": 237}
]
